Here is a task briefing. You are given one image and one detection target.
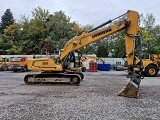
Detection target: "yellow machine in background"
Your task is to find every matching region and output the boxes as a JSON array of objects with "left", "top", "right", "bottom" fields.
[
  {"left": 0, "top": 57, "right": 10, "bottom": 71},
  {"left": 81, "top": 54, "right": 105, "bottom": 63},
  {"left": 124, "top": 54, "right": 160, "bottom": 77},
  {"left": 24, "top": 10, "right": 144, "bottom": 98},
  {"left": 10, "top": 56, "right": 28, "bottom": 72},
  {"left": 80, "top": 54, "right": 105, "bottom": 72}
]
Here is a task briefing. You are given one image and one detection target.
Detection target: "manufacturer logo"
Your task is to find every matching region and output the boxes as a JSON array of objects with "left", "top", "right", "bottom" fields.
[
  {"left": 42, "top": 62, "right": 48, "bottom": 65},
  {"left": 92, "top": 27, "right": 112, "bottom": 38}
]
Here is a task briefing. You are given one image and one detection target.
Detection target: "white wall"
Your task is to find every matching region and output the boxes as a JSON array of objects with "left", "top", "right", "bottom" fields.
[
  {"left": 0, "top": 55, "right": 47, "bottom": 59},
  {"left": 0, "top": 55, "right": 126, "bottom": 65},
  {"left": 100, "top": 58, "right": 126, "bottom": 65}
]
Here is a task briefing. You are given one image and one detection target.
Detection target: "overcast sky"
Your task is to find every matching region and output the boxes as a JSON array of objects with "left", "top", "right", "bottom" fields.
[{"left": 1, "top": 0, "right": 160, "bottom": 26}]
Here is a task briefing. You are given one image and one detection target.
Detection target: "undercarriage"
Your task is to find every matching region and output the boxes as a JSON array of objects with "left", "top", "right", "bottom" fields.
[{"left": 24, "top": 71, "right": 84, "bottom": 86}]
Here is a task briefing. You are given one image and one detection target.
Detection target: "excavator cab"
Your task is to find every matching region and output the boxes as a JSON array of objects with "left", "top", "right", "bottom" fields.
[{"left": 63, "top": 51, "right": 82, "bottom": 71}]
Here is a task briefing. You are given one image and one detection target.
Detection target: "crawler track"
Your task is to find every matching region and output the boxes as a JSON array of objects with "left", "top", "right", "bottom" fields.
[{"left": 24, "top": 72, "right": 83, "bottom": 85}]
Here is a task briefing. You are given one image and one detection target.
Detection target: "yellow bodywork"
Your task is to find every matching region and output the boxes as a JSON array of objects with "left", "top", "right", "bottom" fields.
[
  {"left": 0, "top": 57, "right": 10, "bottom": 71},
  {"left": 81, "top": 54, "right": 105, "bottom": 63},
  {"left": 135, "top": 54, "right": 160, "bottom": 76},
  {"left": 26, "top": 10, "right": 143, "bottom": 98},
  {"left": 28, "top": 58, "right": 63, "bottom": 71}
]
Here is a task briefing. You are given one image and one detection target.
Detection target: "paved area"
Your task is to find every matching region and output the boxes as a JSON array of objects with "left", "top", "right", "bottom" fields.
[{"left": 0, "top": 70, "right": 160, "bottom": 120}]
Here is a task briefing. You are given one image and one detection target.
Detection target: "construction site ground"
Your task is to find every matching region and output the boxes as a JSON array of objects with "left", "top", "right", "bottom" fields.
[{"left": 0, "top": 70, "right": 160, "bottom": 120}]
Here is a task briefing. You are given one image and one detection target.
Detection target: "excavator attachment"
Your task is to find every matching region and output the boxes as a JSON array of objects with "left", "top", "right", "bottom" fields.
[{"left": 118, "top": 71, "right": 143, "bottom": 98}]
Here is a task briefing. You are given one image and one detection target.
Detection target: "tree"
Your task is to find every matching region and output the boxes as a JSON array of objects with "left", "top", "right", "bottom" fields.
[
  {"left": 140, "top": 13, "right": 160, "bottom": 54},
  {"left": 0, "top": 34, "right": 10, "bottom": 54},
  {"left": 3, "top": 23, "right": 22, "bottom": 54},
  {"left": 140, "top": 13, "right": 155, "bottom": 30},
  {"left": 15, "top": 7, "right": 86, "bottom": 55},
  {"left": 32, "top": 6, "right": 50, "bottom": 22},
  {"left": 45, "top": 10, "right": 86, "bottom": 50},
  {"left": 0, "top": 9, "right": 15, "bottom": 33},
  {"left": 96, "top": 40, "right": 109, "bottom": 57},
  {"left": 108, "top": 32, "right": 126, "bottom": 58},
  {"left": 17, "top": 7, "right": 51, "bottom": 54},
  {"left": 144, "top": 25, "right": 160, "bottom": 54}
]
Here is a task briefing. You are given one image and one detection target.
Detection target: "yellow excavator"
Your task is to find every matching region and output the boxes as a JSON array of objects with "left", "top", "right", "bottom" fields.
[
  {"left": 81, "top": 54, "right": 105, "bottom": 63},
  {"left": 0, "top": 57, "right": 10, "bottom": 71},
  {"left": 24, "top": 10, "right": 144, "bottom": 98},
  {"left": 80, "top": 54, "right": 105, "bottom": 72}
]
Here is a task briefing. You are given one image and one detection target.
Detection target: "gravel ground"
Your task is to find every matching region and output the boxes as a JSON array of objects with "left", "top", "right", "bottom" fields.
[{"left": 0, "top": 70, "right": 160, "bottom": 120}]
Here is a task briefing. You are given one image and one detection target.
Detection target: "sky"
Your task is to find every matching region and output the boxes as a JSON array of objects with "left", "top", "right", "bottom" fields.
[{"left": 1, "top": 0, "right": 160, "bottom": 27}]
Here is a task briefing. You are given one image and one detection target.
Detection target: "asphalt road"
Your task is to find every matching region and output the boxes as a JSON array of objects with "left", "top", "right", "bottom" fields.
[{"left": 0, "top": 70, "right": 160, "bottom": 120}]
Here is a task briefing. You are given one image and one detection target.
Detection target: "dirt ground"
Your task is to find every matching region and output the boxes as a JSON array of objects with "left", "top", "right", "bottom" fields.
[{"left": 0, "top": 70, "right": 160, "bottom": 120}]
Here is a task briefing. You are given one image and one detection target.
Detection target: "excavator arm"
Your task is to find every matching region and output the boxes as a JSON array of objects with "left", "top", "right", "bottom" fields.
[
  {"left": 25, "top": 10, "right": 143, "bottom": 98},
  {"left": 60, "top": 10, "right": 143, "bottom": 97},
  {"left": 60, "top": 14, "right": 128, "bottom": 60}
]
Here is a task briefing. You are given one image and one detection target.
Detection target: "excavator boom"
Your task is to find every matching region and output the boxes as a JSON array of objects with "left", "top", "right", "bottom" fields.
[{"left": 25, "top": 10, "right": 143, "bottom": 98}]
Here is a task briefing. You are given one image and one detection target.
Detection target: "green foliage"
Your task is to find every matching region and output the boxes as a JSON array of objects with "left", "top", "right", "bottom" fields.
[
  {"left": 2, "top": 7, "right": 86, "bottom": 55},
  {"left": 81, "top": 44, "right": 96, "bottom": 54},
  {"left": 141, "top": 29, "right": 152, "bottom": 42},
  {"left": 107, "top": 32, "right": 125, "bottom": 58},
  {"left": 3, "top": 23, "right": 22, "bottom": 54},
  {"left": 140, "top": 13, "right": 160, "bottom": 54},
  {"left": 32, "top": 6, "right": 50, "bottom": 21},
  {"left": 1, "top": 7, "right": 160, "bottom": 57},
  {"left": 140, "top": 13, "right": 155, "bottom": 30},
  {"left": 0, "top": 34, "right": 4, "bottom": 48},
  {"left": 0, "top": 9, "right": 15, "bottom": 33},
  {"left": 0, "top": 34, "right": 11, "bottom": 54},
  {"left": 96, "top": 41, "right": 109, "bottom": 57},
  {"left": 5, "top": 45, "right": 22, "bottom": 55}
]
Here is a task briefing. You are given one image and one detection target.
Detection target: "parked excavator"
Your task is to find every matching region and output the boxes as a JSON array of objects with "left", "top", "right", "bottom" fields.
[
  {"left": 81, "top": 54, "right": 105, "bottom": 63},
  {"left": 24, "top": 10, "right": 144, "bottom": 98},
  {"left": 80, "top": 54, "right": 105, "bottom": 72}
]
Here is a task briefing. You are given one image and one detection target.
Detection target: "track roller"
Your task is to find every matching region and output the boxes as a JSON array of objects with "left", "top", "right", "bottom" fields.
[
  {"left": 24, "top": 74, "right": 34, "bottom": 85},
  {"left": 71, "top": 75, "right": 81, "bottom": 85},
  {"left": 66, "top": 71, "right": 84, "bottom": 80}
]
